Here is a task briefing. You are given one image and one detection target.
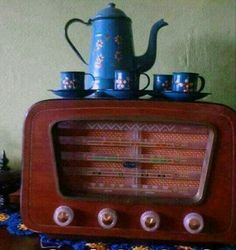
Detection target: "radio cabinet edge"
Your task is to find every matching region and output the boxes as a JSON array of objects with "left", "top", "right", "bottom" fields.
[{"left": 21, "top": 99, "right": 236, "bottom": 244}]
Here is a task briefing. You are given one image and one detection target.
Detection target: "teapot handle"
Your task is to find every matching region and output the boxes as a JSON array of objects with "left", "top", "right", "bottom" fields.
[{"left": 64, "top": 18, "right": 91, "bottom": 65}]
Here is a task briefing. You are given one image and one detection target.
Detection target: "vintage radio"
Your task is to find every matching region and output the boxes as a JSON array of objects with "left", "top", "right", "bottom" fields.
[{"left": 21, "top": 99, "right": 236, "bottom": 244}]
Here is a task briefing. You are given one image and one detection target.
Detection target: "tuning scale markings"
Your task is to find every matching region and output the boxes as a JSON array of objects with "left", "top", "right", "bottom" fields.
[{"left": 54, "top": 120, "right": 214, "bottom": 201}]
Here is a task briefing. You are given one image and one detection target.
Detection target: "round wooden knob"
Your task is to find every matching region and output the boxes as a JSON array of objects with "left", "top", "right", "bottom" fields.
[
  {"left": 58, "top": 211, "right": 70, "bottom": 223},
  {"left": 140, "top": 211, "right": 160, "bottom": 232},
  {"left": 102, "top": 213, "right": 114, "bottom": 225},
  {"left": 183, "top": 212, "right": 204, "bottom": 234},
  {"left": 98, "top": 208, "right": 117, "bottom": 229},
  {"left": 145, "top": 216, "right": 157, "bottom": 229},
  {"left": 53, "top": 206, "right": 74, "bottom": 227}
]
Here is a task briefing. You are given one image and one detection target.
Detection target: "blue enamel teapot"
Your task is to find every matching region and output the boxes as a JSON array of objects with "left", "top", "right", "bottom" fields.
[{"left": 65, "top": 3, "right": 168, "bottom": 90}]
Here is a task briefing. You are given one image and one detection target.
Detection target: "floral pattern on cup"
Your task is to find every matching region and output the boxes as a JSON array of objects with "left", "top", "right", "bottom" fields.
[
  {"left": 172, "top": 72, "right": 205, "bottom": 93},
  {"left": 175, "top": 80, "right": 194, "bottom": 93},
  {"left": 60, "top": 71, "right": 95, "bottom": 90},
  {"left": 115, "top": 77, "right": 130, "bottom": 90},
  {"left": 153, "top": 74, "right": 172, "bottom": 93},
  {"left": 62, "top": 77, "right": 76, "bottom": 89},
  {"left": 161, "top": 80, "right": 172, "bottom": 91},
  {"left": 114, "top": 70, "right": 150, "bottom": 91}
]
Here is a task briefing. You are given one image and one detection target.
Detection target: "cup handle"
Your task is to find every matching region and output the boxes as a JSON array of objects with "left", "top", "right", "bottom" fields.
[
  {"left": 85, "top": 73, "right": 95, "bottom": 89},
  {"left": 197, "top": 76, "right": 205, "bottom": 92},
  {"left": 139, "top": 73, "right": 150, "bottom": 90}
]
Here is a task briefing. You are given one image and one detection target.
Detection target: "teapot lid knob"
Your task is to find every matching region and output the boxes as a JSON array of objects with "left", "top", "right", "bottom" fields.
[
  {"left": 91, "top": 2, "right": 130, "bottom": 21},
  {"left": 108, "top": 3, "right": 116, "bottom": 8}
]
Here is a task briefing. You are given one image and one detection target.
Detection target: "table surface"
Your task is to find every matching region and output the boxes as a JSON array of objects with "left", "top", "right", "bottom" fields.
[
  {"left": 0, "top": 192, "right": 58, "bottom": 250},
  {"left": 0, "top": 227, "right": 40, "bottom": 250},
  {"left": 0, "top": 227, "right": 74, "bottom": 250}
]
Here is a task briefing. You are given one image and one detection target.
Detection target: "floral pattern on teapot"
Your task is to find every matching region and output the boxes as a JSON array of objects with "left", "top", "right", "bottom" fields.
[
  {"left": 93, "top": 34, "right": 124, "bottom": 69},
  {"left": 96, "top": 40, "right": 104, "bottom": 50},
  {"left": 95, "top": 54, "right": 104, "bottom": 69},
  {"left": 115, "top": 51, "right": 122, "bottom": 62},
  {"left": 114, "top": 35, "right": 122, "bottom": 45}
]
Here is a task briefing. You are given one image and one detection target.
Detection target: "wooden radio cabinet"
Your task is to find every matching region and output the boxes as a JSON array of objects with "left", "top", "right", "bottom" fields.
[{"left": 21, "top": 99, "right": 236, "bottom": 244}]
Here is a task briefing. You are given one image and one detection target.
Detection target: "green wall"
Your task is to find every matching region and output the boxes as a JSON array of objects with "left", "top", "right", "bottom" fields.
[{"left": 0, "top": 0, "right": 235, "bottom": 168}]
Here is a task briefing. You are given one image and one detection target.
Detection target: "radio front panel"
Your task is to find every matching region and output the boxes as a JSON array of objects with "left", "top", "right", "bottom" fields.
[
  {"left": 53, "top": 120, "right": 214, "bottom": 203},
  {"left": 21, "top": 100, "right": 236, "bottom": 244}
]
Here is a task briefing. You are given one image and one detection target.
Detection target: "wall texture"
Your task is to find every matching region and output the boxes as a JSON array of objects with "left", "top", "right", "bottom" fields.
[{"left": 0, "top": 0, "right": 235, "bottom": 168}]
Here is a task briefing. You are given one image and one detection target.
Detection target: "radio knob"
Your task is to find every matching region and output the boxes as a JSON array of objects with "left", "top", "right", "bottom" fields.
[
  {"left": 183, "top": 212, "right": 204, "bottom": 234},
  {"left": 140, "top": 211, "right": 160, "bottom": 232},
  {"left": 98, "top": 208, "right": 117, "bottom": 229},
  {"left": 53, "top": 206, "right": 74, "bottom": 227}
]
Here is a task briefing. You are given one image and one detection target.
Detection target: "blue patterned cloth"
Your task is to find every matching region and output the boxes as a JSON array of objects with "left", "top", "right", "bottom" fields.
[
  {"left": 39, "top": 235, "right": 236, "bottom": 250},
  {"left": 0, "top": 208, "right": 33, "bottom": 236},
  {"left": 0, "top": 209, "right": 235, "bottom": 250}
]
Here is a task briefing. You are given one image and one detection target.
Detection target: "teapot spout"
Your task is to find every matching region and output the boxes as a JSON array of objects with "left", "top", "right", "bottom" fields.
[{"left": 135, "top": 19, "right": 168, "bottom": 73}]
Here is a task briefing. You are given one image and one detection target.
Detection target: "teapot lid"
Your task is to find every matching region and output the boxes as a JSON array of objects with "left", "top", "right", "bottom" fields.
[{"left": 91, "top": 3, "right": 131, "bottom": 21}]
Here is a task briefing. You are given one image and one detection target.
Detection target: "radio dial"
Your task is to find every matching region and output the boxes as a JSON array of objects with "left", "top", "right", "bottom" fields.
[
  {"left": 140, "top": 211, "right": 160, "bottom": 232},
  {"left": 98, "top": 208, "right": 117, "bottom": 229},
  {"left": 183, "top": 212, "right": 204, "bottom": 234},
  {"left": 53, "top": 206, "right": 74, "bottom": 227}
]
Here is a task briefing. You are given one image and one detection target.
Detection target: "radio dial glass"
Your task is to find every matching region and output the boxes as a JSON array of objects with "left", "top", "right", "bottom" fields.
[{"left": 52, "top": 120, "right": 215, "bottom": 204}]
